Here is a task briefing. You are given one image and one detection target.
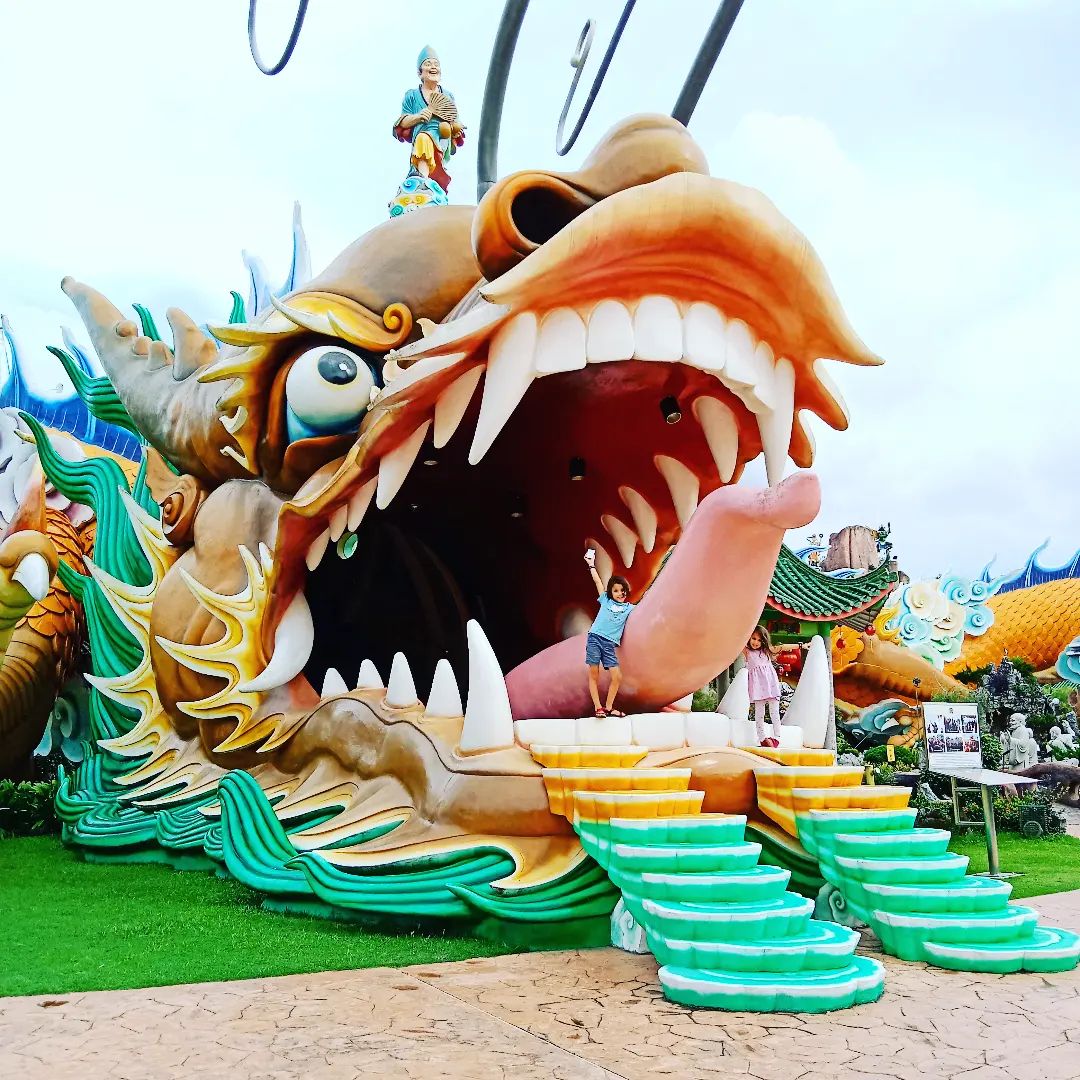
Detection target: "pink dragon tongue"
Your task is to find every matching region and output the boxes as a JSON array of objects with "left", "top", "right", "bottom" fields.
[{"left": 505, "top": 471, "right": 822, "bottom": 720}]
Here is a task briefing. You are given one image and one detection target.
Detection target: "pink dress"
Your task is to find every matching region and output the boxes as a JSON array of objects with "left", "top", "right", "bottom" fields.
[{"left": 745, "top": 648, "right": 781, "bottom": 703}]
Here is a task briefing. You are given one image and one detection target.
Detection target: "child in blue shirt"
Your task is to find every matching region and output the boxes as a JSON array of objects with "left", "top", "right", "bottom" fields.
[{"left": 584, "top": 549, "right": 635, "bottom": 717}]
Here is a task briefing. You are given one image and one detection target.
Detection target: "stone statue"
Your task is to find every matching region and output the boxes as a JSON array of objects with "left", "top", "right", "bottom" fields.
[
  {"left": 1048, "top": 724, "right": 1078, "bottom": 761},
  {"left": 1005, "top": 713, "right": 1040, "bottom": 769},
  {"left": 389, "top": 46, "right": 465, "bottom": 216}
]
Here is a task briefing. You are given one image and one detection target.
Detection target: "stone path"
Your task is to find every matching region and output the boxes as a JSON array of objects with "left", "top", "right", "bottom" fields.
[{"left": 3, "top": 890, "right": 1080, "bottom": 1080}]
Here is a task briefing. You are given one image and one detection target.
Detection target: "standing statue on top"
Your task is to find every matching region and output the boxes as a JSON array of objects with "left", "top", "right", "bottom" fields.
[{"left": 389, "top": 46, "right": 465, "bottom": 217}]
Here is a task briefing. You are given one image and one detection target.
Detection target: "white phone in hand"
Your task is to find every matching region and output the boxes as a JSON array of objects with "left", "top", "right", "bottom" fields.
[{"left": 584, "top": 548, "right": 596, "bottom": 567}]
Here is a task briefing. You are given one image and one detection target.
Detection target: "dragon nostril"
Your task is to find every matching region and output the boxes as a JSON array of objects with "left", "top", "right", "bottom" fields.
[
  {"left": 509, "top": 186, "right": 582, "bottom": 248},
  {"left": 473, "top": 172, "right": 595, "bottom": 280}
]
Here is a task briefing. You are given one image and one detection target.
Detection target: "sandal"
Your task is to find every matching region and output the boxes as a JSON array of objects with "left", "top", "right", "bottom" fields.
[
  {"left": 608, "top": 708, "right": 627, "bottom": 718},
  {"left": 594, "top": 707, "right": 609, "bottom": 718}
]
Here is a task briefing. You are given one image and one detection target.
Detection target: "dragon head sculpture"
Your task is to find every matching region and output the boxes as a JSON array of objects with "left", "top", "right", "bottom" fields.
[{"left": 54, "top": 117, "right": 879, "bottom": 871}]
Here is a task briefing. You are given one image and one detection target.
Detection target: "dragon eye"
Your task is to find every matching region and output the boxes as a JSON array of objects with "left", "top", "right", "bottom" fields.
[{"left": 285, "top": 346, "right": 376, "bottom": 436}]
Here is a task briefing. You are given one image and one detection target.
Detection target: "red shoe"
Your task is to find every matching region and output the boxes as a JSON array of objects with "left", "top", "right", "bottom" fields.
[{"left": 762, "top": 737, "right": 780, "bottom": 748}]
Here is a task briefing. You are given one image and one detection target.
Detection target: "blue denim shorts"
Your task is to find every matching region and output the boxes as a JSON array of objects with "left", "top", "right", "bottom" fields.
[{"left": 585, "top": 632, "right": 619, "bottom": 669}]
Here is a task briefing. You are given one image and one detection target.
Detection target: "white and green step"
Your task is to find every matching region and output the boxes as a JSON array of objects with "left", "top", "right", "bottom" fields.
[
  {"left": 573, "top": 807, "right": 885, "bottom": 1012},
  {"left": 797, "top": 807, "right": 1080, "bottom": 974}
]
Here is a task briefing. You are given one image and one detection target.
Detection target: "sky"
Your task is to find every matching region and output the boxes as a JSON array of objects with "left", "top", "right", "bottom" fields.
[{"left": 1, "top": 0, "right": 1077, "bottom": 581}]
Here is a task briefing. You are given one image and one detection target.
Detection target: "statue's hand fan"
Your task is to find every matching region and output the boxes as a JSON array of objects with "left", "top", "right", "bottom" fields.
[{"left": 427, "top": 92, "right": 458, "bottom": 123}]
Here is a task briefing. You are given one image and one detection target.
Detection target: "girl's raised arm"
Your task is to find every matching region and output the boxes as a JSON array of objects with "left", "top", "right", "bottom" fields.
[{"left": 584, "top": 551, "right": 605, "bottom": 597}]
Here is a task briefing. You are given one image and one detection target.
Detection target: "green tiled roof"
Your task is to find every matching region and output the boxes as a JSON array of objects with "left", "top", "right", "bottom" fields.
[{"left": 766, "top": 545, "right": 896, "bottom": 622}]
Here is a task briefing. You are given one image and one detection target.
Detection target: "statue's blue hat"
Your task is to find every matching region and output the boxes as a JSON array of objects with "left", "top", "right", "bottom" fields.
[{"left": 417, "top": 45, "right": 439, "bottom": 70}]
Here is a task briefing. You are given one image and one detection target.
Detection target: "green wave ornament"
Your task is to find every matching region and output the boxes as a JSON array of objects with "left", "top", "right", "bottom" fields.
[{"left": 46, "top": 347, "right": 140, "bottom": 437}]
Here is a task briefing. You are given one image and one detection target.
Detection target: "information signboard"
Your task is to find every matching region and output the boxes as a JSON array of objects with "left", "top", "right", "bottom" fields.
[{"left": 923, "top": 702, "right": 983, "bottom": 770}]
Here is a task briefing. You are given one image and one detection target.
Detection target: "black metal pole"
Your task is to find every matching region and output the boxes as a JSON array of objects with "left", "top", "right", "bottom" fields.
[
  {"left": 671, "top": 0, "right": 746, "bottom": 126},
  {"left": 477, "top": 0, "right": 532, "bottom": 202}
]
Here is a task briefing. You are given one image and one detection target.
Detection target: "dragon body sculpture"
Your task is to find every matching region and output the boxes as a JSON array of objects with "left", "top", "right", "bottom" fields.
[
  {"left": 0, "top": 412, "right": 95, "bottom": 778},
  {"left": 24, "top": 115, "right": 1078, "bottom": 1000},
  {"left": 832, "top": 555, "right": 1080, "bottom": 717},
  {"left": 42, "top": 115, "right": 868, "bottom": 898},
  {"left": 0, "top": 309, "right": 144, "bottom": 776}
]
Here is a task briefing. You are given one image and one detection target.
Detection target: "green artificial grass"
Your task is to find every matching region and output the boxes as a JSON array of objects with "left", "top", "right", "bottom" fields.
[
  {"left": 948, "top": 832, "right": 1080, "bottom": 899},
  {"left": 0, "top": 836, "right": 514, "bottom": 998}
]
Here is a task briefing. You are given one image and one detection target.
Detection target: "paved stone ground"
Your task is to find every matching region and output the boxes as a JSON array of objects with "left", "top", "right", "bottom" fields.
[{"left": 3, "top": 890, "right": 1080, "bottom": 1080}]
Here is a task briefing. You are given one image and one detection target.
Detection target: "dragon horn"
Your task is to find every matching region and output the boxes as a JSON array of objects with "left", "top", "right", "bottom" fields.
[{"left": 61, "top": 277, "right": 252, "bottom": 483}]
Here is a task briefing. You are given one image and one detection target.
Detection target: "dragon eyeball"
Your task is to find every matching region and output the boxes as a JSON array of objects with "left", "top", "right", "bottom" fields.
[{"left": 285, "top": 346, "right": 376, "bottom": 432}]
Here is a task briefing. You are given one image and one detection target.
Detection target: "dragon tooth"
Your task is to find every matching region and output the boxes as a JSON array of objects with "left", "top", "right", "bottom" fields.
[
  {"left": 376, "top": 420, "right": 431, "bottom": 509},
  {"left": 756, "top": 356, "right": 795, "bottom": 487},
  {"left": 692, "top": 397, "right": 739, "bottom": 483},
  {"left": 534, "top": 308, "right": 586, "bottom": 375},
  {"left": 355, "top": 658, "right": 384, "bottom": 690},
  {"left": 328, "top": 505, "right": 348, "bottom": 542},
  {"left": 792, "top": 410, "right": 817, "bottom": 467},
  {"left": 632, "top": 295, "right": 682, "bottom": 362},
  {"left": 12, "top": 552, "right": 51, "bottom": 601},
  {"left": 347, "top": 477, "right": 377, "bottom": 531},
  {"left": 320, "top": 667, "right": 349, "bottom": 698},
  {"left": 781, "top": 635, "right": 830, "bottom": 748},
  {"left": 382, "top": 353, "right": 465, "bottom": 395},
  {"left": 682, "top": 302, "right": 726, "bottom": 373},
  {"left": 468, "top": 312, "right": 537, "bottom": 465},
  {"left": 433, "top": 366, "right": 483, "bottom": 448},
  {"left": 238, "top": 590, "right": 314, "bottom": 693},
  {"left": 586, "top": 299, "right": 634, "bottom": 363},
  {"left": 390, "top": 301, "right": 509, "bottom": 362},
  {"left": 722, "top": 318, "right": 757, "bottom": 389},
  {"left": 718, "top": 666, "right": 750, "bottom": 724},
  {"left": 654, "top": 455, "right": 699, "bottom": 528},
  {"left": 305, "top": 529, "right": 330, "bottom": 571},
  {"left": 601, "top": 514, "right": 639, "bottom": 569},
  {"left": 745, "top": 340, "right": 778, "bottom": 413},
  {"left": 618, "top": 486, "right": 657, "bottom": 554},
  {"left": 425, "top": 658, "right": 464, "bottom": 719},
  {"left": 386, "top": 652, "right": 419, "bottom": 707},
  {"left": 813, "top": 357, "right": 851, "bottom": 428},
  {"left": 459, "top": 620, "right": 515, "bottom": 754}
]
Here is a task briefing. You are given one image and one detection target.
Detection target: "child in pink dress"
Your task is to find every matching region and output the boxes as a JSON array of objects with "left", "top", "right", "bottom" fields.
[{"left": 744, "top": 624, "right": 782, "bottom": 747}]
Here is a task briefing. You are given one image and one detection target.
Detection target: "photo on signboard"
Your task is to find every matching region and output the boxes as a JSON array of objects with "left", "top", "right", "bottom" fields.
[
  {"left": 944, "top": 717, "right": 961, "bottom": 734},
  {"left": 928, "top": 734, "right": 946, "bottom": 753},
  {"left": 945, "top": 735, "right": 964, "bottom": 752},
  {"left": 926, "top": 718, "right": 943, "bottom": 735},
  {"left": 963, "top": 736, "right": 979, "bottom": 752},
  {"left": 962, "top": 716, "right": 978, "bottom": 734}
]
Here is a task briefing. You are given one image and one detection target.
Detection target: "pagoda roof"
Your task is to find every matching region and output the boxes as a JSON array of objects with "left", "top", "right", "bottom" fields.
[{"left": 766, "top": 544, "right": 896, "bottom": 622}]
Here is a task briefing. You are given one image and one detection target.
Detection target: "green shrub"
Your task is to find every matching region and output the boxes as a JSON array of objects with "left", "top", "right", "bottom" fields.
[
  {"left": 0, "top": 779, "right": 60, "bottom": 839},
  {"left": 873, "top": 763, "right": 897, "bottom": 785},
  {"left": 992, "top": 787, "right": 1065, "bottom": 836},
  {"left": 692, "top": 687, "right": 719, "bottom": 712},
  {"left": 980, "top": 730, "right": 1003, "bottom": 770},
  {"left": 910, "top": 781, "right": 952, "bottom": 828},
  {"left": 863, "top": 744, "right": 920, "bottom": 769},
  {"left": 835, "top": 720, "right": 855, "bottom": 757}
]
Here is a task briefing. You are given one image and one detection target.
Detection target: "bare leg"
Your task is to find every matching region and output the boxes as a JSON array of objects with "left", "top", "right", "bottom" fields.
[
  {"left": 605, "top": 666, "right": 622, "bottom": 711},
  {"left": 769, "top": 698, "right": 782, "bottom": 742},
  {"left": 754, "top": 700, "right": 767, "bottom": 743},
  {"left": 587, "top": 665, "right": 602, "bottom": 711}
]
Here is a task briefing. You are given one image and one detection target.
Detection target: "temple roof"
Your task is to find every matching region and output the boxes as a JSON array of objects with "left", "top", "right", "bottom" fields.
[{"left": 766, "top": 544, "right": 896, "bottom": 623}]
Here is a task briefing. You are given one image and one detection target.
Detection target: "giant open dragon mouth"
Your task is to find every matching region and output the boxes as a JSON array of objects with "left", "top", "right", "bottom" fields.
[
  {"left": 58, "top": 127, "right": 881, "bottom": 758},
  {"left": 259, "top": 171, "right": 878, "bottom": 730}
]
